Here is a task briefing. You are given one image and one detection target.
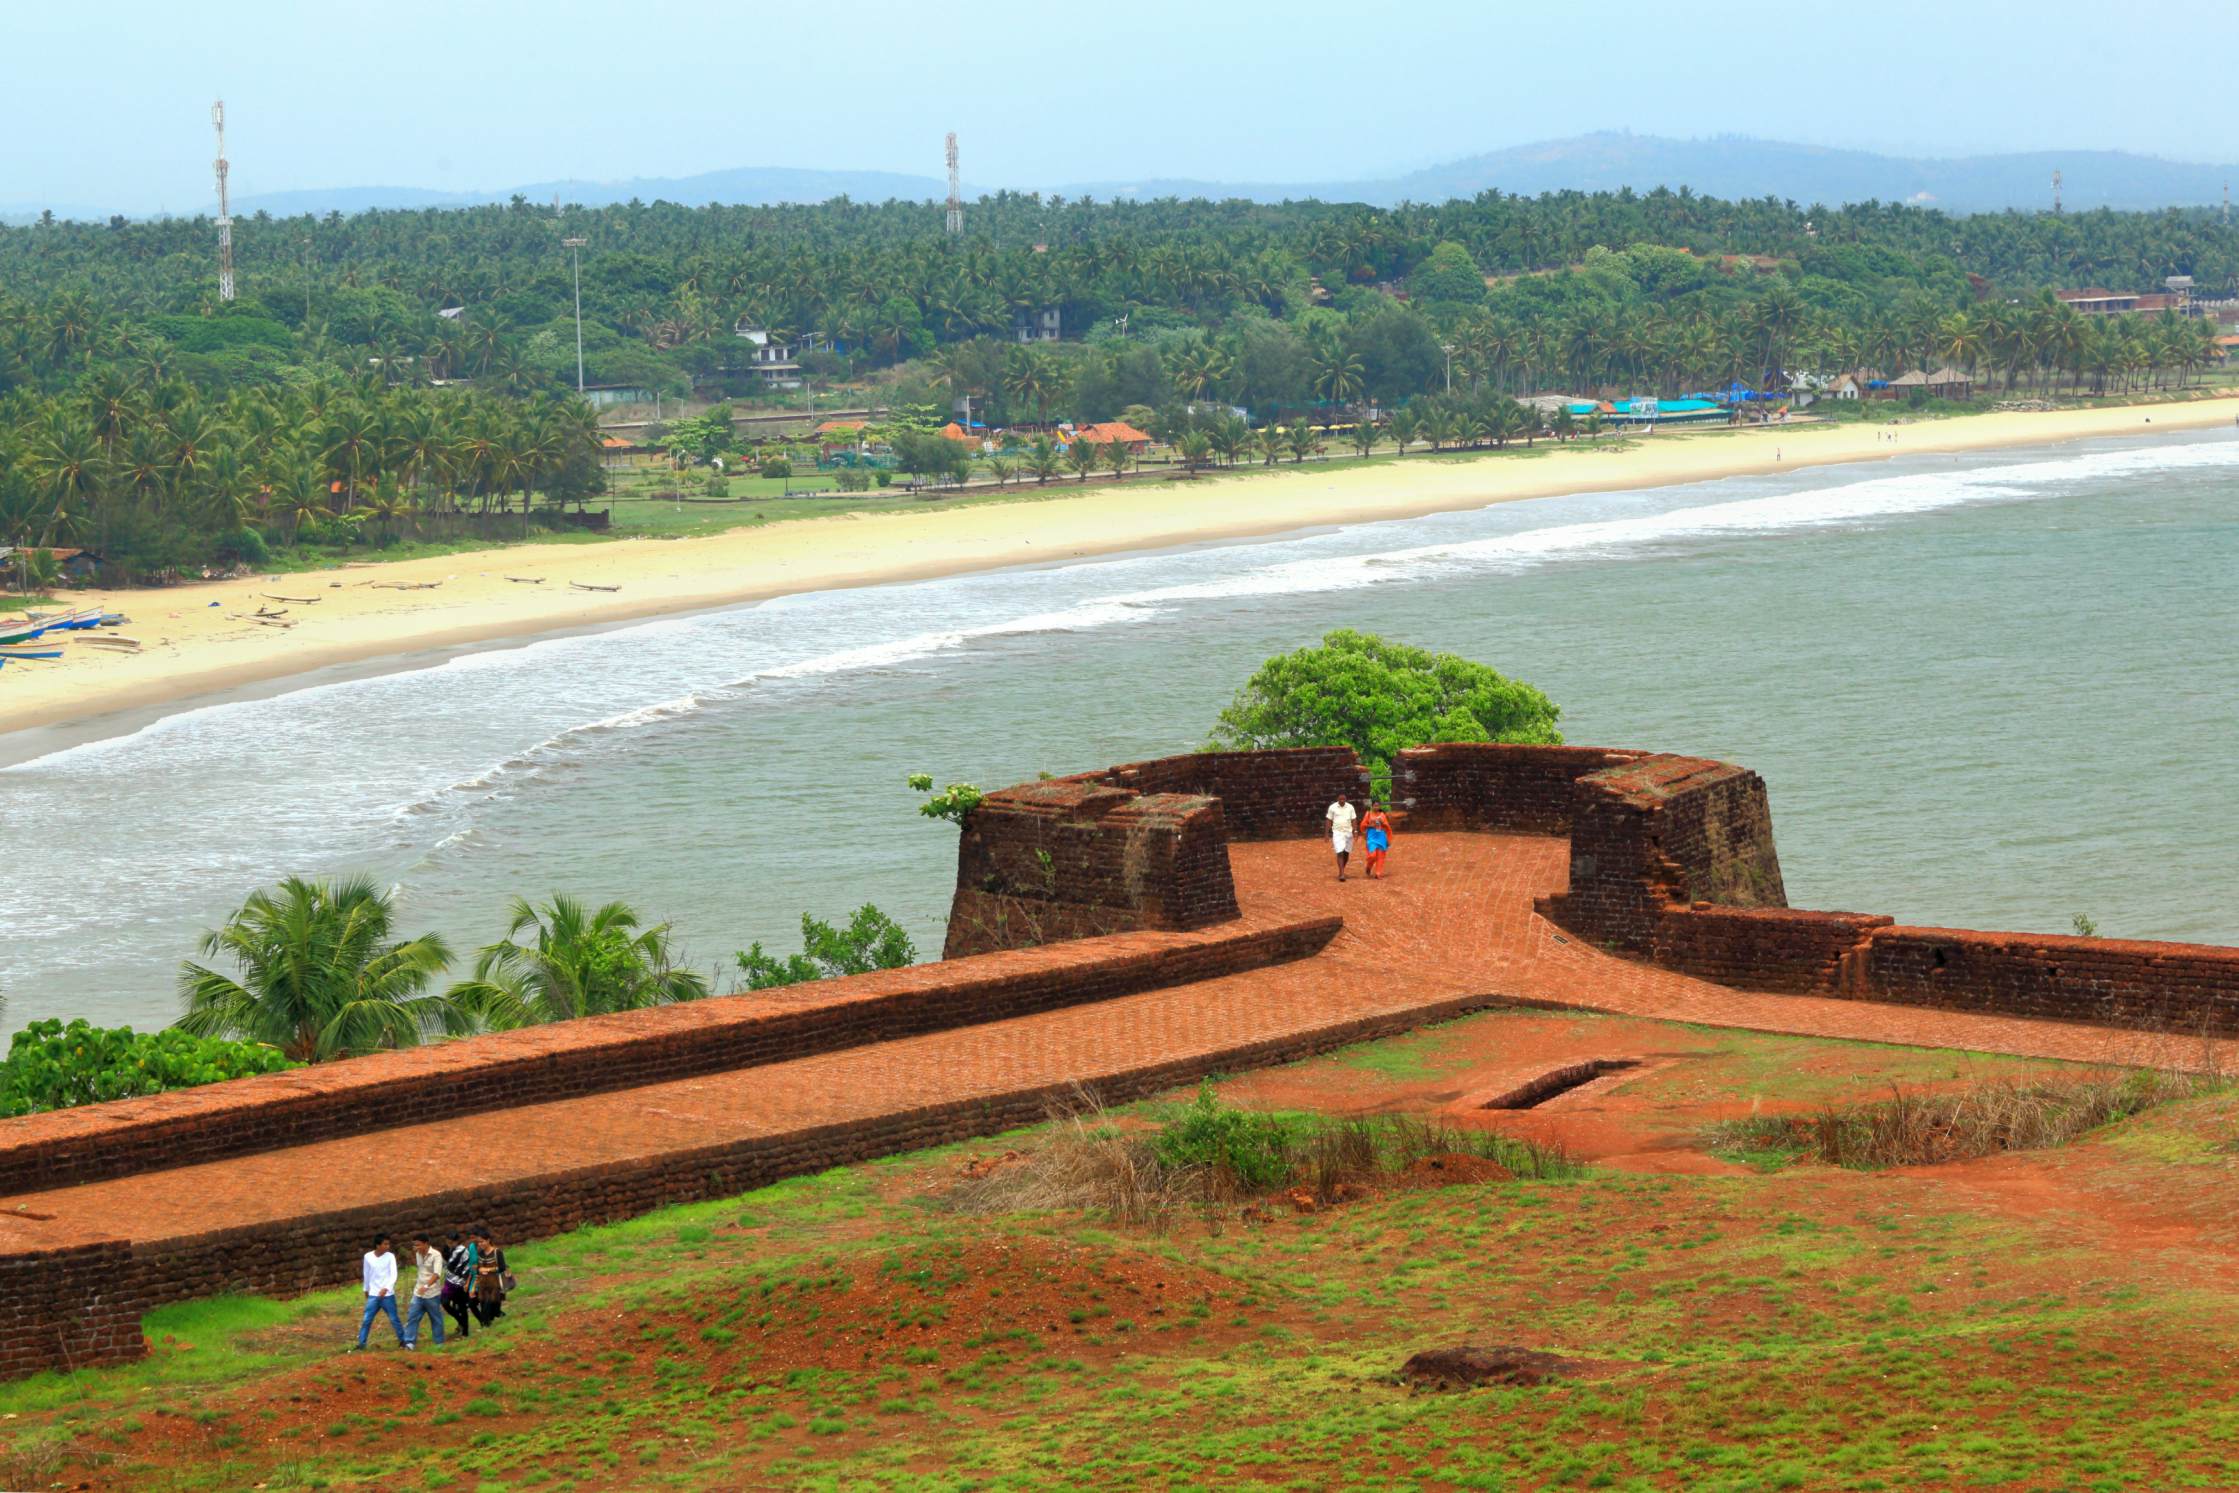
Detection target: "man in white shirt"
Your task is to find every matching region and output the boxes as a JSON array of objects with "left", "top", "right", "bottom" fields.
[
  {"left": 353, "top": 1235, "right": 408, "bottom": 1351},
  {"left": 1325, "top": 795, "right": 1359, "bottom": 882},
  {"left": 402, "top": 1234, "right": 448, "bottom": 1349}
]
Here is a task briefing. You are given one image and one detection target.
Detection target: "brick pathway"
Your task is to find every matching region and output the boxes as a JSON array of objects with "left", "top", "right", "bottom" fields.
[{"left": 6, "top": 834, "right": 2219, "bottom": 1254}]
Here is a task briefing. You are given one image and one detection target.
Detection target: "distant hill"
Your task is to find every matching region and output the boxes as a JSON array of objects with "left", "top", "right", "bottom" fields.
[
  {"left": 1069, "top": 133, "right": 2239, "bottom": 215},
  {"left": 15, "top": 133, "right": 2236, "bottom": 223}
]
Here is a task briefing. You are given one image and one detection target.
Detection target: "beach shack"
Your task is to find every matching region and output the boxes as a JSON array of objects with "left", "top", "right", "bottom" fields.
[
  {"left": 1066, "top": 421, "right": 1153, "bottom": 451},
  {"left": 1882, "top": 366, "right": 1974, "bottom": 400}
]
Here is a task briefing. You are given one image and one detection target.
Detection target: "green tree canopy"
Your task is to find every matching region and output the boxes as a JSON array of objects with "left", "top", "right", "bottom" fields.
[
  {"left": 176, "top": 874, "right": 463, "bottom": 1062},
  {"left": 1410, "top": 240, "right": 1487, "bottom": 310},
  {"left": 1208, "top": 629, "right": 1561, "bottom": 788}
]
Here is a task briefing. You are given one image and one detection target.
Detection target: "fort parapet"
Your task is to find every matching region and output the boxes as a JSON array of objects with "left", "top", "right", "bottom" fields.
[{"left": 4, "top": 738, "right": 2238, "bottom": 1382}]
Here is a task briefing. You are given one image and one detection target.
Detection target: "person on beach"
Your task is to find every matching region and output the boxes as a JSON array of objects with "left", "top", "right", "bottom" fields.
[
  {"left": 1325, "top": 794, "right": 1358, "bottom": 882},
  {"left": 1361, "top": 803, "right": 1393, "bottom": 879},
  {"left": 442, "top": 1232, "right": 478, "bottom": 1339},
  {"left": 403, "top": 1234, "right": 447, "bottom": 1348},
  {"left": 353, "top": 1236, "right": 407, "bottom": 1351},
  {"left": 472, "top": 1231, "right": 512, "bottom": 1327}
]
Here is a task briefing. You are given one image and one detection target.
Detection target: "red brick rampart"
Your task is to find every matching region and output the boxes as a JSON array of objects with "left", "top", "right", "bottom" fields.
[
  {"left": 112, "top": 983, "right": 1515, "bottom": 1321},
  {"left": 943, "top": 781, "right": 1244, "bottom": 958},
  {"left": 0, "top": 1217, "right": 141, "bottom": 1377},
  {"left": 1531, "top": 750, "right": 2239, "bottom": 1030},
  {"left": 1093, "top": 748, "right": 1371, "bottom": 840},
  {"left": 1856, "top": 926, "right": 2239, "bottom": 1033},
  {"left": 0, "top": 915, "right": 1337, "bottom": 1198},
  {"left": 1392, "top": 743, "right": 1648, "bottom": 833},
  {"left": 1539, "top": 753, "right": 1789, "bottom": 953}
]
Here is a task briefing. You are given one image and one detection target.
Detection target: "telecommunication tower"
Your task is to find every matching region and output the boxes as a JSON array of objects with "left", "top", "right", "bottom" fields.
[
  {"left": 944, "top": 133, "right": 963, "bottom": 237},
  {"left": 212, "top": 100, "right": 235, "bottom": 300},
  {"left": 2051, "top": 169, "right": 2062, "bottom": 216}
]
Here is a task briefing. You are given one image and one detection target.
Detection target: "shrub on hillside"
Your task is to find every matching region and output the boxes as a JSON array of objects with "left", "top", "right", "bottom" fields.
[
  {"left": 0, "top": 1019, "right": 294, "bottom": 1115},
  {"left": 1151, "top": 1081, "right": 1300, "bottom": 1191}
]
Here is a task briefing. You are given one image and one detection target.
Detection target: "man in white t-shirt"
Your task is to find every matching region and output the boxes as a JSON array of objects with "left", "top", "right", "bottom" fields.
[
  {"left": 1325, "top": 795, "right": 1358, "bottom": 882},
  {"left": 352, "top": 1235, "right": 407, "bottom": 1350}
]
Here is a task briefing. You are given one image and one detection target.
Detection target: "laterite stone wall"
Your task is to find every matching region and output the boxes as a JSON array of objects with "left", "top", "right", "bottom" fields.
[
  {"left": 1859, "top": 926, "right": 2239, "bottom": 1033},
  {"left": 1094, "top": 748, "right": 1371, "bottom": 840},
  {"left": 1392, "top": 744, "right": 1647, "bottom": 834},
  {"left": 1541, "top": 754, "right": 1789, "bottom": 954},
  {"left": 0, "top": 1219, "right": 141, "bottom": 1377},
  {"left": 0, "top": 916, "right": 1336, "bottom": 1197},
  {"left": 943, "top": 782, "right": 1242, "bottom": 958}
]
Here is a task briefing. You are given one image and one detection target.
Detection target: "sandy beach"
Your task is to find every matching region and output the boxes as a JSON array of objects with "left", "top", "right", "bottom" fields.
[{"left": 5, "top": 396, "right": 2234, "bottom": 742}]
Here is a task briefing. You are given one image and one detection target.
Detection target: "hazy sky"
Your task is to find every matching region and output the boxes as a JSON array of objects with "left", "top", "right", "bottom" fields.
[{"left": 4, "top": 0, "right": 2231, "bottom": 211}]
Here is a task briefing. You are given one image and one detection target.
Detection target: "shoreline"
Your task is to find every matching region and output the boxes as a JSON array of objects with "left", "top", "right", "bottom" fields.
[{"left": 6, "top": 395, "right": 2237, "bottom": 751}]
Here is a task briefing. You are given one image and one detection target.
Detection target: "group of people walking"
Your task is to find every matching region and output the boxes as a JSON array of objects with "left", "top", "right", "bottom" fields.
[
  {"left": 354, "top": 1230, "right": 512, "bottom": 1351},
  {"left": 1324, "top": 794, "right": 1393, "bottom": 882}
]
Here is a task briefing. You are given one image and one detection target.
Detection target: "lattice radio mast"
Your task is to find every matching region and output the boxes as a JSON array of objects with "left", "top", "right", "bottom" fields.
[
  {"left": 944, "top": 132, "right": 962, "bottom": 237},
  {"left": 2051, "top": 169, "right": 2062, "bottom": 217},
  {"left": 212, "top": 100, "right": 235, "bottom": 301}
]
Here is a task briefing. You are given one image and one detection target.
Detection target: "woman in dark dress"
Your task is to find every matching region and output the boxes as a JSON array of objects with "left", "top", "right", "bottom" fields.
[{"left": 472, "top": 1231, "right": 511, "bottom": 1327}]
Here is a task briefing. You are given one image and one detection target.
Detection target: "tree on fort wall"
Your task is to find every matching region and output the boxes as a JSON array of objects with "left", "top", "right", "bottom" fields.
[{"left": 1208, "top": 628, "right": 1561, "bottom": 791}]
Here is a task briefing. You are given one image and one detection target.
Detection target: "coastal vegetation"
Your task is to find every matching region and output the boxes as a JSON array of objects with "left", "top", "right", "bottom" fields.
[
  {"left": 1211, "top": 628, "right": 1561, "bottom": 787},
  {"left": 448, "top": 894, "right": 710, "bottom": 1027},
  {"left": 3, "top": 189, "right": 2233, "bottom": 580},
  {"left": 166, "top": 874, "right": 918, "bottom": 1068},
  {"left": 735, "top": 906, "right": 918, "bottom": 991},
  {"left": 175, "top": 874, "right": 463, "bottom": 1062},
  {"left": 0, "top": 1018, "right": 293, "bottom": 1115}
]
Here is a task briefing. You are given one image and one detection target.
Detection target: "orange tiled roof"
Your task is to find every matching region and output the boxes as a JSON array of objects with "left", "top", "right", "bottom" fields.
[{"left": 1071, "top": 421, "right": 1151, "bottom": 444}]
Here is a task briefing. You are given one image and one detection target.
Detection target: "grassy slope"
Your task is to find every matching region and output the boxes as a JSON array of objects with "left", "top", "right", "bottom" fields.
[{"left": 5, "top": 1014, "right": 2237, "bottom": 1491}]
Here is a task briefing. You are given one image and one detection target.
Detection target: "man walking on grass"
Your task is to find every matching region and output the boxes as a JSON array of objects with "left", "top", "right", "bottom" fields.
[
  {"left": 353, "top": 1235, "right": 407, "bottom": 1351},
  {"left": 1325, "top": 793, "right": 1358, "bottom": 882},
  {"left": 403, "top": 1234, "right": 447, "bottom": 1348}
]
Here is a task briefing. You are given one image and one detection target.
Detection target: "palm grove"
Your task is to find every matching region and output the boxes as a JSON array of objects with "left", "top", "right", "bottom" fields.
[{"left": 3, "top": 188, "right": 2232, "bottom": 579}]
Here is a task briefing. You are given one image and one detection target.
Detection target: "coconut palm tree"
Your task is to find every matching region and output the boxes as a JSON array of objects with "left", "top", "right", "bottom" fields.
[
  {"left": 1387, "top": 408, "right": 1418, "bottom": 456},
  {"left": 449, "top": 894, "right": 708, "bottom": 1029},
  {"left": 177, "top": 875, "right": 462, "bottom": 1062},
  {"left": 1025, "top": 434, "right": 1061, "bottom": 485},
  {"left": 1064, "top": 438, "right": 1098, "bottom": 484},
  {"left": 1177, "top": 430, "right": 1213, "bottom": 477},
  {"left": 1100, "top": 437, "right": 1133, "bottom": 482}
]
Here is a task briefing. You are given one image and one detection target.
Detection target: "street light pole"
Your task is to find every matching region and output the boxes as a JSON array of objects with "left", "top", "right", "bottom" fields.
[
  {"left": 563, "top": 236, "right": 588, "bottom": 395},
  {"left": 1441, "top": 342, "right": 1454, "bottom": 394}
]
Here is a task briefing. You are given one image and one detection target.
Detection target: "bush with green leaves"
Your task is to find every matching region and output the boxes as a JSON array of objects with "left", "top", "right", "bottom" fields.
[
  {"left": 1151, "top": 1080, "right": 1300, "bottom": 1191},
  {"left": 907, "top": 772, "right": 985, "bottom": 824},
  {"left": 0, "top": 1019, "right": 295, "bottom": 1116},
  {"left": 735, "top": 905, "right": 918, "bottom": 990}
]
